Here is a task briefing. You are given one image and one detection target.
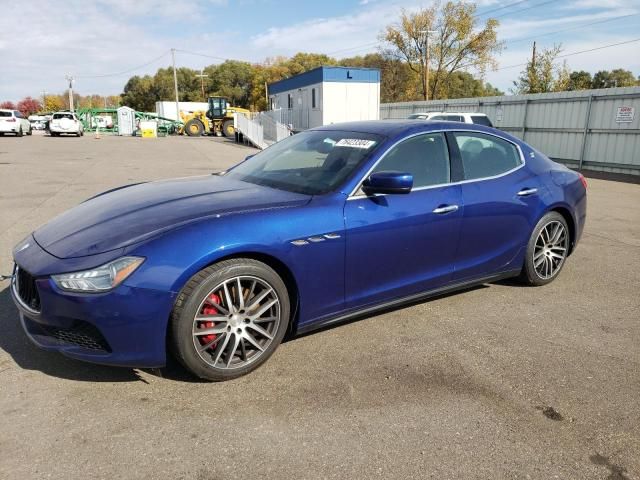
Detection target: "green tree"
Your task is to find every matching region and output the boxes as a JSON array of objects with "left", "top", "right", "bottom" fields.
[
  {"left": 592, "top": 69, "right": 637, "bottom": 88},
  {"left": 512, "top": 44, "right": 569, "bottom": 94},
  {"left": 121, "top": 75, "right": 156, "bottom": 111},
  {"left": 567, "top": 70, "right": 592, "bottom": 91},
  {"left": 210, "top": 60, "right": 254, "bottom": 108},
  {"left": 382, "top": 1, "right": 502, "bottom": 100}
]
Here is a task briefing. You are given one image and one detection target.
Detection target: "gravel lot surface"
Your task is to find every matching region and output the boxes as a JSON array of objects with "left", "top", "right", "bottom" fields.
[{"left": 0, "top": 133, "right": 638, "bottom": 479}]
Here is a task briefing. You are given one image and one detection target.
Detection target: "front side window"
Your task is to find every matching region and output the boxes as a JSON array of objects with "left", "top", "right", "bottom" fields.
[
  {"left": 14, "top": 111, "right": 23, "bottom": 118},
  {"left": 226, "top": 130, "right": 383, "bottom": 195},
  {"left": 454, "top": 132, "right": 522, "bottom": 180},
  {"left": 372, "top": 133, "right": 450, "bottom": 188}
]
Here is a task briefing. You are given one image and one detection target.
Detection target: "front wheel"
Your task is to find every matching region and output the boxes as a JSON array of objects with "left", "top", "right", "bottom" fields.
[
  {"left": 221, "top": 119, "right": 234, "bottom": 137},
  {"left": 17, "top": 128, "right": 23, "bottom": 137},
  {"left": 184, "top": 119, "right": 204, "bottom": 137},
  {"left": 170, "top": 259, "right": 290, "bottom": 381},
  {"left": 520, "top": 212, "right": 570, "bottom": 286}
]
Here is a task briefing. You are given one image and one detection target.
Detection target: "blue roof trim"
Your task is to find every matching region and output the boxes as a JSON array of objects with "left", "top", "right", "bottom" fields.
[{"left": 268, "top": 66, "right": 380, "bottom": 95}]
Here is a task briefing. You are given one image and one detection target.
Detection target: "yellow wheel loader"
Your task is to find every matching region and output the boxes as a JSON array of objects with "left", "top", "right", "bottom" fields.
[{"left": 181, "top": 96, "right": 250, "bottom": 137}]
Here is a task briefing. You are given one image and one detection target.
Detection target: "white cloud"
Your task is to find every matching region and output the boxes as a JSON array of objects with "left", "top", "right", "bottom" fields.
[{"left": 0, "top": 0, "right": 638, "bottom": 101}]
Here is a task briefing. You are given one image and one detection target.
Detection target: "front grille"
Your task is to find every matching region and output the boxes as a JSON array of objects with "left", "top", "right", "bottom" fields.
[
  {"left": 40, "top": 321, "right": 112, "bottom": 352},
  {"left": 15, "top": 266, "right": 41, "bottom": 312}
]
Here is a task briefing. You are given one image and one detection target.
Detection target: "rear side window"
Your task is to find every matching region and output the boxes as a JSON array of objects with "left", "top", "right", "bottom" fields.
[
  {"left": 470, "top": 115, "right": 493, "bottom": 127},
  {"left": 373, "top": 133, "right": 450, "bottom": 187},
  {"left": 454, "top": 132, "right": 522, "bottom": 180},
  {"left": 0, "top": 111, "right": 12, "bottom": 117},
  {"left": 430, "top": 115, "right": 463, "bottom": 122}
]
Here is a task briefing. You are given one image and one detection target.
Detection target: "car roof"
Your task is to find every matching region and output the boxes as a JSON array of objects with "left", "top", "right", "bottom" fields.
[{"left": 312, "top": 119, "right": 503, "bottom": 139}]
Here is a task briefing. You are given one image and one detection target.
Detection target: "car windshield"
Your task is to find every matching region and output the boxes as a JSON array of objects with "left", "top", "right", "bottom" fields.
[
  {"left": 225, "top": 130, "right": 384, "bottom": 195},
  {"left": 408, "top": 114, "right": 427, "bottom": 119},
  {"left": 53, "top": 113, "right": 74, "bottom": 120}
]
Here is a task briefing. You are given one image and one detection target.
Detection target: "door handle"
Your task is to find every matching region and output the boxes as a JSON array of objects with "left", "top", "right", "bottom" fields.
[
  {"left": 517, "top": 188, "right": 538, "bottom": 196},
  {"left": 432, "top": 204, "right": 459, "bottom": 214}
]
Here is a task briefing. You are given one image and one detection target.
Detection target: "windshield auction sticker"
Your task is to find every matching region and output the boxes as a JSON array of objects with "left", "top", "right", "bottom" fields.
[{"left": 336, "top": 139, "right": 376, "bottom": 149}]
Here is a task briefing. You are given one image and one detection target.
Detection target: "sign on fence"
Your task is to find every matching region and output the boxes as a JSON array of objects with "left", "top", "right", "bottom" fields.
[{"left": 615, "top": 106, "right": 635, "bottom": 123}]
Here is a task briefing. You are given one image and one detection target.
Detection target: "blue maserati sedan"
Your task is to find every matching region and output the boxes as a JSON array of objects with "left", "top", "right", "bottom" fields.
[{"left": 11, "top": 120, "right": 587, "bottom": 381}]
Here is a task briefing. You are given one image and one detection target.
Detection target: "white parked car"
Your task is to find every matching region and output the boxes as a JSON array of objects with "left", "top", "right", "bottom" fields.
[
  {"left": 0, "top": 109, "right": 32, "bottom": 136},
  {"left": 408, "top": 111, "right": 494, "bottom": 127},
  {"left": 50, "top": 111, "right": 84, "bottom": 137}
]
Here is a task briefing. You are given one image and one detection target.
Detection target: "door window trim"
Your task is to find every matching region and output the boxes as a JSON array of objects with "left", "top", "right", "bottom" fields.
[{"left": 348, "top": 128, "right": 526, "bottom": 199}]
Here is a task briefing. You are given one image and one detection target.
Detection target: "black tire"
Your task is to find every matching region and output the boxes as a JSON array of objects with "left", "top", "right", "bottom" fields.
[
  {"left": 17, "top": 128, "right": 23, "bottom": 137},
  {"left": 27, "top": 127, "right": 33, "bottom": 136},
  {"left": 221, "top": 119, "right": 234, "bottom": 137},
  {"left": 520, "top": 211, "right": 570, "bottom": 286},
  {"left": 170, "top": 258, "right": 290, "bottom": 381},
  {"left": 184, "top": 119, "right": 204, "bottom": 137}
]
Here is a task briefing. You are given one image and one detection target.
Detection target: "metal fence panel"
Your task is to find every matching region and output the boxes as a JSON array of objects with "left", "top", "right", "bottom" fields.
[{"left": 380, "top": 86, "right": 640, "bottom": 175}]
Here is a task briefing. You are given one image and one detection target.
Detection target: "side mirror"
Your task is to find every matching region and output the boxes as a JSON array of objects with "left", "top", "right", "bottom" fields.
[{"left": 362, "top": 171, "right": 413, "bottom": 195}]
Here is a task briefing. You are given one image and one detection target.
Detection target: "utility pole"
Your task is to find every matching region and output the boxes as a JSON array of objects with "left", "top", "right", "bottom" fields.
[
  {"left": 65, "top": 75, "right": 74, "bottom": 111},
  {"left": 171, "top": 48, "right": 180, "bottom": 122},
  {"left": 41, "top": 90, "right": 47, "bottom": 111},
  {"left": 530, "top": 41, "right": 537, "bottom": 93},
  {"left": 420, "top": 29, "right": 437, "bottom": 101},
  {"left": 531, "top": 41, "right": 536, "bottom": 69},
  {"left": 195, "top": 68, "right": 209, "bottom": 100}
]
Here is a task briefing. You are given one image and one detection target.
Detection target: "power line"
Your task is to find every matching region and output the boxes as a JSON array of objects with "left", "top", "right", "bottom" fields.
[
  {"left": 173, "top": 49, "right": 230, "bottom": 62},
  {"left": 506, "top": 12, "right": 640, "bottom": 45},
  {"left": 475, "top": 0, "right": 530, "bottom": 18},
  {"left": 75, "top": 51, "right": 171, "bottom": 79},
  {"left": 496, "top": 37, "right": 640, "bottom": 70},
  {"left": 491, "top": 0, "right": 556, "bottom": 19},
  {"left": 328, "top": 11, "right": 639, "bottom": 58},
  {"left": 326, "top": 41, "right": 380, "bottom": 56}
]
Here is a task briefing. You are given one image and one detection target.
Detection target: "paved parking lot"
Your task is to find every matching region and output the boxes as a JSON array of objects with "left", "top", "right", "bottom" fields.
[{"left": 0, "top": 134, "right": 639, "bottom": 479}]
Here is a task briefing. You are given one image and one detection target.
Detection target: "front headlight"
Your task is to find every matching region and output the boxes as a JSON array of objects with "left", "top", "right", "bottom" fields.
[{"left": 52, "top": 256, "right": 144, "bottom": 293}]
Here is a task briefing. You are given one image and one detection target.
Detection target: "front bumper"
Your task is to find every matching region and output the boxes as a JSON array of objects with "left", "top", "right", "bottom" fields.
[{"left": 11, "top": 242, "right": 176, "bottom": 368}]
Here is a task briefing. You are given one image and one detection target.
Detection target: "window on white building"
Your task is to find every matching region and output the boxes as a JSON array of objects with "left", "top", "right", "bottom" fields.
[{"left": 312, "top": 88, "right": 316, "bottom": 109}]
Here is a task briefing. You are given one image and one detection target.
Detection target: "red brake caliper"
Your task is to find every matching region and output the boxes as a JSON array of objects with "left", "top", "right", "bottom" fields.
[{"left": 199, "top": 293, "right": 221, "bottom": 346}]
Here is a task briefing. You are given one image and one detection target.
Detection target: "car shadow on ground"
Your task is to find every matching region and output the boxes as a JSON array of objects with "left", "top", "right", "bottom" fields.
[
  {"left": 0, "top": 280, "right": 500, "bottom": 383},
  {"left": 0, "top": 286, "right": 202, "bottom": 383}
]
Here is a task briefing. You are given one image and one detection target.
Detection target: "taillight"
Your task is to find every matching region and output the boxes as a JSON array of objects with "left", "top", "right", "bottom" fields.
[{"left": 578, "top": 173, "right": 587, "bottom": 190}]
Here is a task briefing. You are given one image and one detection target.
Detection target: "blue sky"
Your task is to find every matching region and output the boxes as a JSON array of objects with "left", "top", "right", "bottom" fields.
[{"left": 1, "top": 0, "right": 639, "bottom": 101}]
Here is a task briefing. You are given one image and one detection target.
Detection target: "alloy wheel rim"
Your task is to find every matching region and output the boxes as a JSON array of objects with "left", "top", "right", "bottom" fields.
[
  {"left": 192, "top": 275, "right": 281, "bottom": 370},
  {"left": 533, "top": 220, "right": 568, "bottom": 280}
]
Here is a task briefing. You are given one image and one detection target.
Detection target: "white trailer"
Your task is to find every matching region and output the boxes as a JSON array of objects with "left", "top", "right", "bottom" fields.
[
  {"left": 155, "top": 101, "right": 209, "bottom": 122},
  {"left": 267, "top": 66, "right": 380, "bottom": 131}
]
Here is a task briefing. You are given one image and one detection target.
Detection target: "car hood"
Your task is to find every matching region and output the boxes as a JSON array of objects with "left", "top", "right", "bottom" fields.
[{"left": 34, "top": 175, "right": 310, "bottom": 259}]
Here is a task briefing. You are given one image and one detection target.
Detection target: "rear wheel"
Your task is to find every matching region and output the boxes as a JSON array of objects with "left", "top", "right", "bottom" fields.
[
  {"left": 221, "top": 119, "right": 234, "bottom": 137},
  {"left": 520, "top": 212, "right": 570, "bottom": 286},
  {"left": 185, "top": 119, "right": 204, "bottom": 137},
  {"left": 170, "top": 259, "right": 290, "bottom": 381},
  {"left": 27, "top": 127, "right": 32, "bottom": 136}
]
